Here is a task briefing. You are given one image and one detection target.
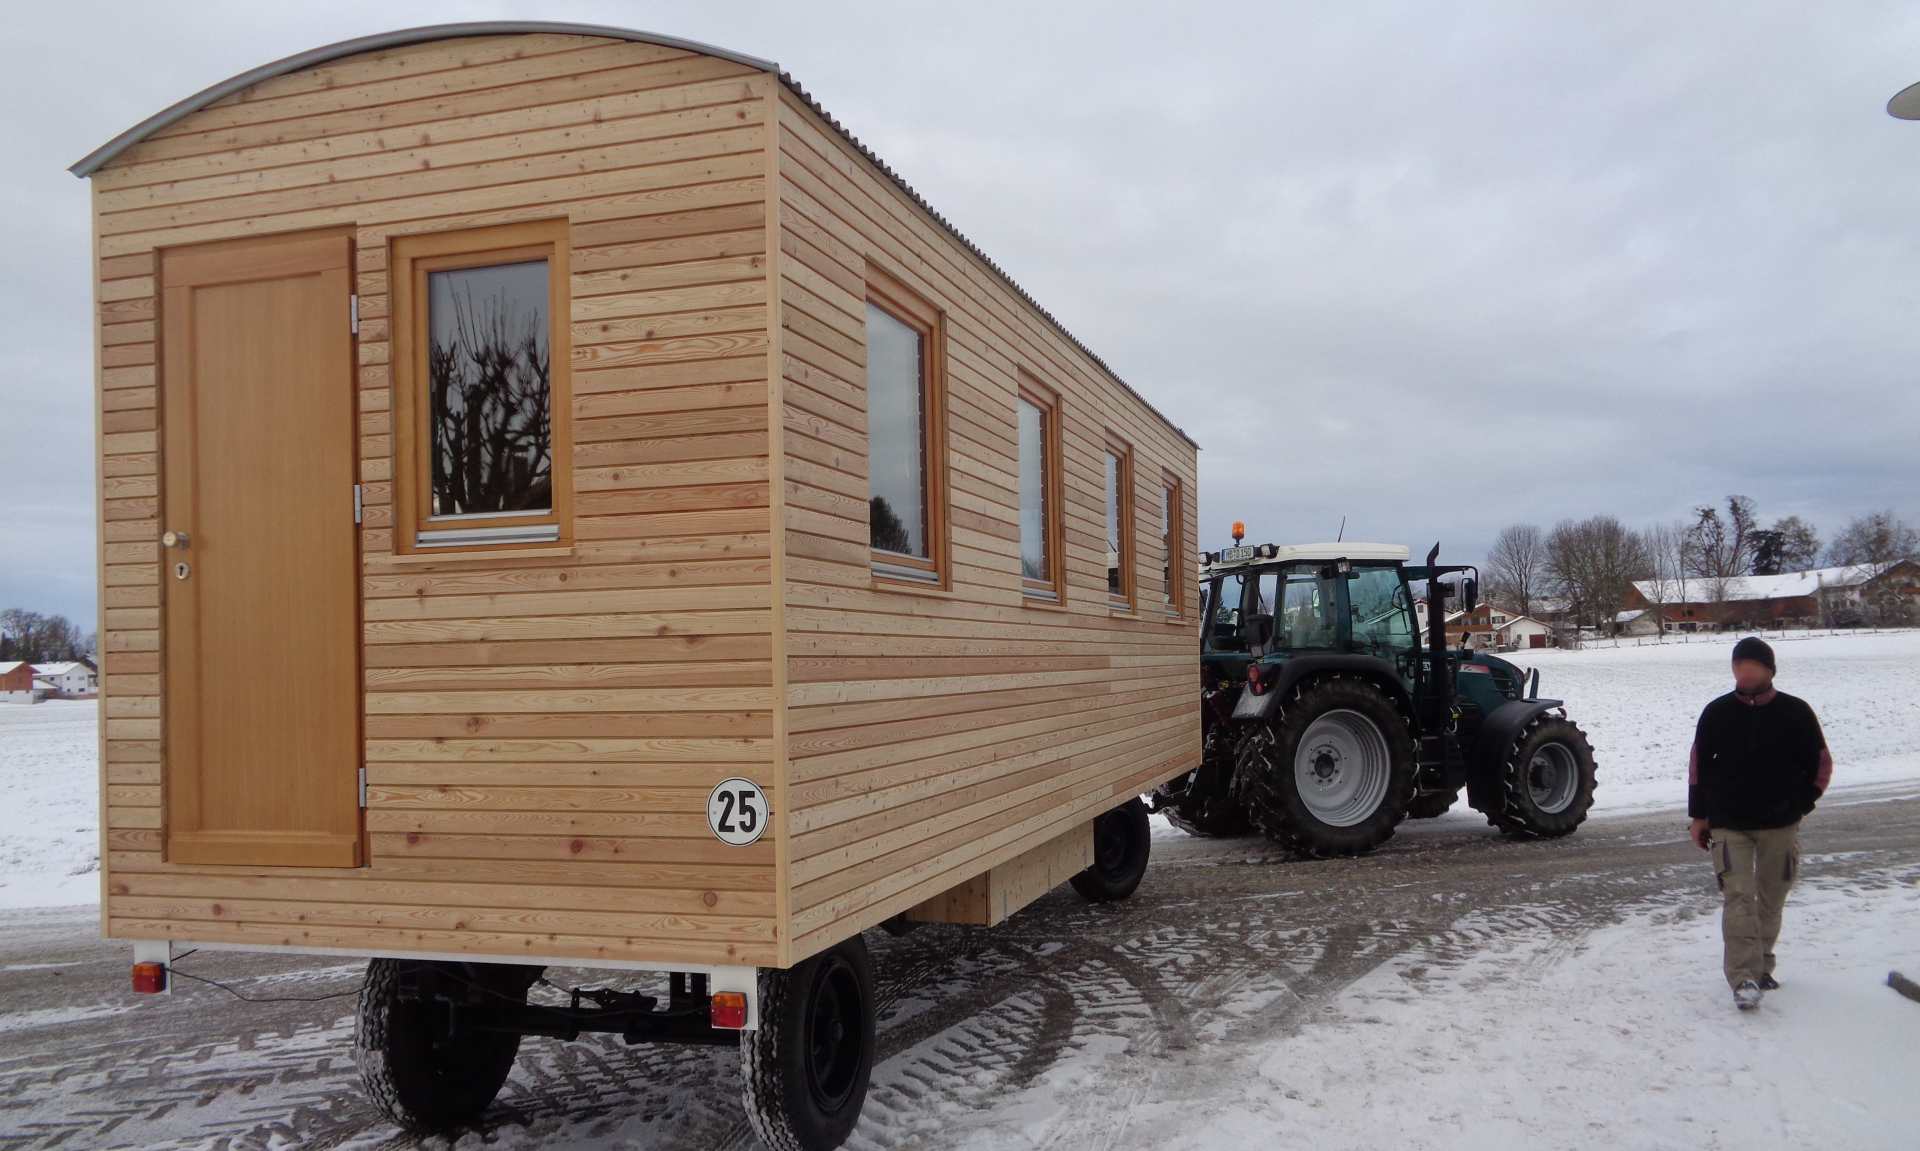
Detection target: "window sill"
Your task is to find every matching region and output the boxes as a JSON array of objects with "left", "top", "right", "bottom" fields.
[
  {"left": 871, "top": 573, "right": 954, "bottom": 597},
  {"left": 1021, "top": 594, "right": 1069, "bottom": 612},
  {"left": 377, "top": 544, "right": 575, "bottom": 568}
]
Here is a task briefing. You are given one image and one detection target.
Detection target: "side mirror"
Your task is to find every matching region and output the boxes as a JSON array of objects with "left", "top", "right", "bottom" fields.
[{"left": 1463, "top": 577, "right": 1479, "bottom": 614}]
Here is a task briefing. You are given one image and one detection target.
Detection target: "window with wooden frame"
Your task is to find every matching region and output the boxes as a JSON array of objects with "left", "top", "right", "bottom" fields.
[
  {"left": 1162, "top": 472, "right": 1185, "bottom": 616},
  {"left": 864, "top": 265, "right": 948, "bottom": 586},
  {"left": 1105, "top": 436, "right": 1135, "bottom": 610},
  {"left": 1016, "top": 373, "right": 1065, "bottom": 602},
  {"left": 390, "top": 220, "right": 572, "bottom": 552}
]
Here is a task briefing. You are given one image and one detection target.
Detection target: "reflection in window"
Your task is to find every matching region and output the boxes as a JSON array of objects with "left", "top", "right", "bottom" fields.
[
  {"left": 866, "top": 302, "right": 926, "bottom": 558},
  {"left": 1348, "top": 566, "right": 1414, "bottom": 655},
  {"left": 1162, "top": 479, "right": 1182, "bottom": 612},
  {"left": 1018, "top": 396, "right": 1048, "bottom": 583},
  {"left": 1105, "top": 450, "right": 1127, "bottom": 600},
  {"left": 427, "top": 260, "right": 552, "bottom": 518}
]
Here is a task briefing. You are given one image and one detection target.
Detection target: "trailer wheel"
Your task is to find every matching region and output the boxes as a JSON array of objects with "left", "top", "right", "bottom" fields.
[
  {"left": 1071, "top": 797, "right": 1152, "bottom": 902},
  {"left": 1482, "top": 716, "right": 1597, "bottom": 838},
  {"left": 742, "top": 934, "right": 876, "bottom": 1151},
  {"left": 1405, "top": 786, "right": 1461, "bottom": 819},
  {"left": 1233, "top": 674, "right": 1416, "bottom": 857},
  {"left": 354, "top": 959, "right": 534, "bottom": 1134}
]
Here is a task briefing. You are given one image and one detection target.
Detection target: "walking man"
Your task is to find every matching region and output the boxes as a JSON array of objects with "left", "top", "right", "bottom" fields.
[{"left": 1687, "top": 636, "right": 1833, "bottom": 1011}]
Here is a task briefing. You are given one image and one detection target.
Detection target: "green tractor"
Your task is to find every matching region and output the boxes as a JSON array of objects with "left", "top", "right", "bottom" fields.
[{"left": 1148, "top": 539, "right": 1597, "bottom": 856}]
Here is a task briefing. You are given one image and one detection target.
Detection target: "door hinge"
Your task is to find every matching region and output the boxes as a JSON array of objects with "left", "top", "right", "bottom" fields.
[
  {"left": 353, "top": 483, "right": 363, "bottom": 524},
  {"left": 358, "top": 766, "right": 368, "bottom": 808},
  {"left": 349, "top": 294, "right": 359, "bottom": 335}
]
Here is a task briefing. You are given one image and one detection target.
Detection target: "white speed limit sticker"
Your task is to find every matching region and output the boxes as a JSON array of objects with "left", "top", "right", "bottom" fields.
[{"left": 707, "top": 778, "right": 769, "bottom": 846}]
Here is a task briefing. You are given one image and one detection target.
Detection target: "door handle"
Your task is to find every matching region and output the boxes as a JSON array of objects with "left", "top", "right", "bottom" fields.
[{"left": 162, "top": 530, "right": 191, "bottom": 549}]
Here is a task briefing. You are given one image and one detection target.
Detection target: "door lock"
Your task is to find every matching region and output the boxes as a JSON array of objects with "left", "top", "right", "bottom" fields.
[
  {"left": 173, "top": 561, "right": 191, "bottom": 581},
  {"left": 162, "top": 530, "right": 191, "bottom": 549}
]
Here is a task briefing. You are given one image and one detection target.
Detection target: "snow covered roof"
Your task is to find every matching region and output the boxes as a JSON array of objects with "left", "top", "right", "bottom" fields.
[
  {"left": 1632, "top": 564, "right": 1886, "bottom": 603},
  {"left": 1616, "top": 609, "right": 1647, "bottom": 623},
  {"left": 0, "top": 661, "right": 27, "bottom": 675},
  {"left": 32, "top": 663, "right": 84, "bottom": 676}
]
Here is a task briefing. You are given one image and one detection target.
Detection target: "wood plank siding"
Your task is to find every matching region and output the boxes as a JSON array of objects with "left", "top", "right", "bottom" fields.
[
  {"left": 771, "top": 88, "right": 1199, "bottom": 958},
  {"left": 85, "top": 28, "right": 1198, "bottom": 972}
]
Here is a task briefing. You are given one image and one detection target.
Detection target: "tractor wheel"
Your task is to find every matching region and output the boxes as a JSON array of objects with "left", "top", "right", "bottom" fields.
[
  {"left": 1404, "top": 787, "right": 1461, "bottom": 820},
  {"left": 1232, "top": 674, "right": 1416, "bottom": 857},
  {"left": 1482, "top": 715, "right": 1597, "bottom": 838},
  {"left": 741, "top": 934, "right": 876, "bottom": 1151},
  {"left": 1071, "top": 798, "right": 1152, "bottom": 902},
  {"left": 354, "top": 959, "right": 535, "bottom": 1134}
]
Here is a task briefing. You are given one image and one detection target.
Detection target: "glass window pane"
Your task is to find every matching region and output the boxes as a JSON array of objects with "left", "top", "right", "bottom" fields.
[
  {"left": 1018, "top": 398, "right": 1048, "bottom": 582},
  {"left": 1106, "top": 451, "right": 1124, "bottom": 597},
  {"left": 426, "top": 259, "right": 552, "bottom": 518},
  {"left": 1348, "top": 566, "right": 1414, "bottom": 656},
  {"left": 1162, "top": 484, "right": 1176, "bottom": 606},
  {"left": 1279, "top": 568, "right": 1339, "bottom": 650},
  {"left": 866, "top": 302, "right": 927, "bottom": 558}
]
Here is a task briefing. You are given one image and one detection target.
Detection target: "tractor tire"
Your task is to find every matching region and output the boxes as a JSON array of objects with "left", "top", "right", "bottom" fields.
[
  {"left": 742, "top": 934, "right": 876, "bottom": 1151},
  {"left": 1232, "top": 674, "right": 1416, "bottom": 857},
  {"left": 354, "top": 959, "right": 531, "bottom": 1134},
  {"left": 1071, "top": 798, "right": 1152, "bottom": 901},
  {"left": 1481, "top": 715, "right": 1597, "bottom": 838},
  {"left": 1404, "top": 787, "right": 1461, "bottom": 820}
]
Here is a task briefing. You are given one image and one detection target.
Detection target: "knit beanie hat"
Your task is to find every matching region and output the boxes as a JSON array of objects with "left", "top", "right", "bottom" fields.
[{"left": 1731, "top": 635, "right": 1775, "bottom": 672}]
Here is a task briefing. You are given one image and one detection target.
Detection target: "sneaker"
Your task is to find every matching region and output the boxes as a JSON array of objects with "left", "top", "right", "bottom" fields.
[
  {"left": 1734, "top": 980, "right": 1763, "bottom": 1011},
  {"left": 1757, "top": 974, "right": 1780, "bottom": 991}
]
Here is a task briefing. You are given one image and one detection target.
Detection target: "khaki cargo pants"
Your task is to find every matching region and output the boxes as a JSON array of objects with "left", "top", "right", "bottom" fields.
[{"left": 1710, "top": 822, "right": 1802, "bottom": 990}]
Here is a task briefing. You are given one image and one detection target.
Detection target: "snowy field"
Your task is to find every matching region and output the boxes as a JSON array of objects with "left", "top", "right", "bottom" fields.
[
  {"left": 1493, "top": 629, "right": 1920, "bottom": 813},
  {"left": 0, "top": 700, "right": 98, "bottom": 909}
]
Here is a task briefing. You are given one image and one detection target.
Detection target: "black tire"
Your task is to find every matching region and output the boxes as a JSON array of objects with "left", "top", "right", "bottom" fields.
[
  {"left": 742, "top": 934, "right": 876, "bottom": 1151},
  {"left": 1405, "top": 787, "right": 1461, "bottom": 820},
  {"left": 354, "top": 959, "right": 534, "bottom": 1134},
  {"left": 1070, "top": 798, "right": 1152, "bottom": 902},
  {"left": 1482, "top": 715, "right": 1597, "bottom": 838},
  {"left": 1232, "top": 674, "right": 1416, "bottom": 857}
]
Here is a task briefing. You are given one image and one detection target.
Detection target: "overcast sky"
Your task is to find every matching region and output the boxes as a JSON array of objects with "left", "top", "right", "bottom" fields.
[{"left": 5, "top": 1, "right": 1918, "bottom": 628}]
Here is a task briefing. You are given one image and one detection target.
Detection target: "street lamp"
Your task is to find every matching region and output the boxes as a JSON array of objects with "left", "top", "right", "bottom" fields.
[{"left": 1891, "top": 79, "right": 1920, "bottom": 120}]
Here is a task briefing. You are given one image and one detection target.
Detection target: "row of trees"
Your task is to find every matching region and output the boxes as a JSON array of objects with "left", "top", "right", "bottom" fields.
[
  {"left": 0, "top": 609, "right": 95, "bottom": 663},
  {"left": 1485, "top": 502, "right": 1920, "bottom": 634}
]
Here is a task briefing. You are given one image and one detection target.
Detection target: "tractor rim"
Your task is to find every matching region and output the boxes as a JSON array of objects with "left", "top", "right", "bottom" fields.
[
  {"left": 1292, "top": 709, "right": 1392, "bottom": 827},
  {"left": 1528, "top": 740, "right": 1579, "bottom": 814},
  {"left": 805, "top": 954, "right": 864, "bottom": 1113}
]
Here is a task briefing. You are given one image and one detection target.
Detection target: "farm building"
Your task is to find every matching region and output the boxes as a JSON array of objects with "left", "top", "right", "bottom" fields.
[
  {"left": 0, "top": 661, "right": 38, "bottom": 703},
  {"left": 1624, "top": 561, "right": 1920, "bottom": 631},
  {"left": 33, "top": 661, "right": 97, "bottom": 697},
  {"left": 70, "top": 21, "right": 1198, "bottom": 1146}
]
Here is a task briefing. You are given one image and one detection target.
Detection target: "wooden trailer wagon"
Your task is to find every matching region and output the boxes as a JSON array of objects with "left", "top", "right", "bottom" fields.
[{"left": 71, "top": 21, "right": 1200, "bottom": 1150}]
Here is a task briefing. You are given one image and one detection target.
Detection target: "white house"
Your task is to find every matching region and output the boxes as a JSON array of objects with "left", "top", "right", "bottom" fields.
[
  {"left": 31, "top": 662, "right": 96, "bottom": 698},
  {"left": 1497, "top": 614, "right": 1554, "bottom": 648}
]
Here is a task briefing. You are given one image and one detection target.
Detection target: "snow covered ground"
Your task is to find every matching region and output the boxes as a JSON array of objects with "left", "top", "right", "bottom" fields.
[
  {"left": 0, "top": 700, "right": 98, "bottom": 909},
  {"left": 1494, "top": 628, "right": 1920, "bottom": 813},
  {"left": 949, "top": 865, "right": 1920, "bottom": 1151}
]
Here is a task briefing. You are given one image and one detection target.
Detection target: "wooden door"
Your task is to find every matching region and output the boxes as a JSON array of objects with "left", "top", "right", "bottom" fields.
[{"left": 159, "top": 231, "right": 361, "bottom": 867}]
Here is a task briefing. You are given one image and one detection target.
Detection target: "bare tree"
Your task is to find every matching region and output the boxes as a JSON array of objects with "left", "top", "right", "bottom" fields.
[
  {"left": 1638, "top": 520, "right": 1692, "bottom": 638},
  {"left": 1825, "top": 510, "right": 1920, "bottom": 572},
  {"left": 1485, "top": 523, "right": 1546, "bottom": 617},
  {"left": 1547, "top": 516, "right": 1653, "bottom": 634},
  {"left": 1685, "top": 495, "right": 1757, "bottom": 600},
  {"left": 0, "top": 609, "right": 93, "bottom": 662}
]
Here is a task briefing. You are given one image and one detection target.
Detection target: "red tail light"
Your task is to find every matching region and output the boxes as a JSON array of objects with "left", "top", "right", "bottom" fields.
[
  {"left": 710, "top": 990, "right": 748, "bottom": 1030},
  {"left": 131, "top": 962, "right": 167, "bottom": 994},
  {"left": 1246, "top": 662, "right": 1266, "bottom": 695}
]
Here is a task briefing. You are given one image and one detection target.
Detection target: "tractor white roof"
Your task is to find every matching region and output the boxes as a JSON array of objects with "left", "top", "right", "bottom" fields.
[{"left": 1205, "top": 542, "right": 1411, "bottom": 570}]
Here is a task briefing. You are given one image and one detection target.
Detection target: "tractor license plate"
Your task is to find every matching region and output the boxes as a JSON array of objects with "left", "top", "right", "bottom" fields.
[{"left": 1219, "top": 545, "right": 1256, "bottom": 563}]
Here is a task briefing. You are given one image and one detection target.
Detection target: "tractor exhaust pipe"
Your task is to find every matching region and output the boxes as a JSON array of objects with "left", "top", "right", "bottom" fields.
[{"left": 1425, "top": 542, "right": 1452, "bottom": 717}]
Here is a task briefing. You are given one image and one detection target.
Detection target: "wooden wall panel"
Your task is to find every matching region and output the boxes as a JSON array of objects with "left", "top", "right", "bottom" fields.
[
  {"left": 89, "top": 35, "right": 783, "bottom": 968},
  {"left": 772, "top": 90, "right": 1201, "bottom": 960}
]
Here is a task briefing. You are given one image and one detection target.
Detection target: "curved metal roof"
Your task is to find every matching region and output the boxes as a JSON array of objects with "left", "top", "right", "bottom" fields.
[{"left": 69, "top": 22, "right": 1195, "bottom": 447}]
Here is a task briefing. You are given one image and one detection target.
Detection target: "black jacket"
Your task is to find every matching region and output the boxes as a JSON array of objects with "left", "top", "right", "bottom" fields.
[{"left": 1688, "top": 687, "right": 1832, "bottom": 831}]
